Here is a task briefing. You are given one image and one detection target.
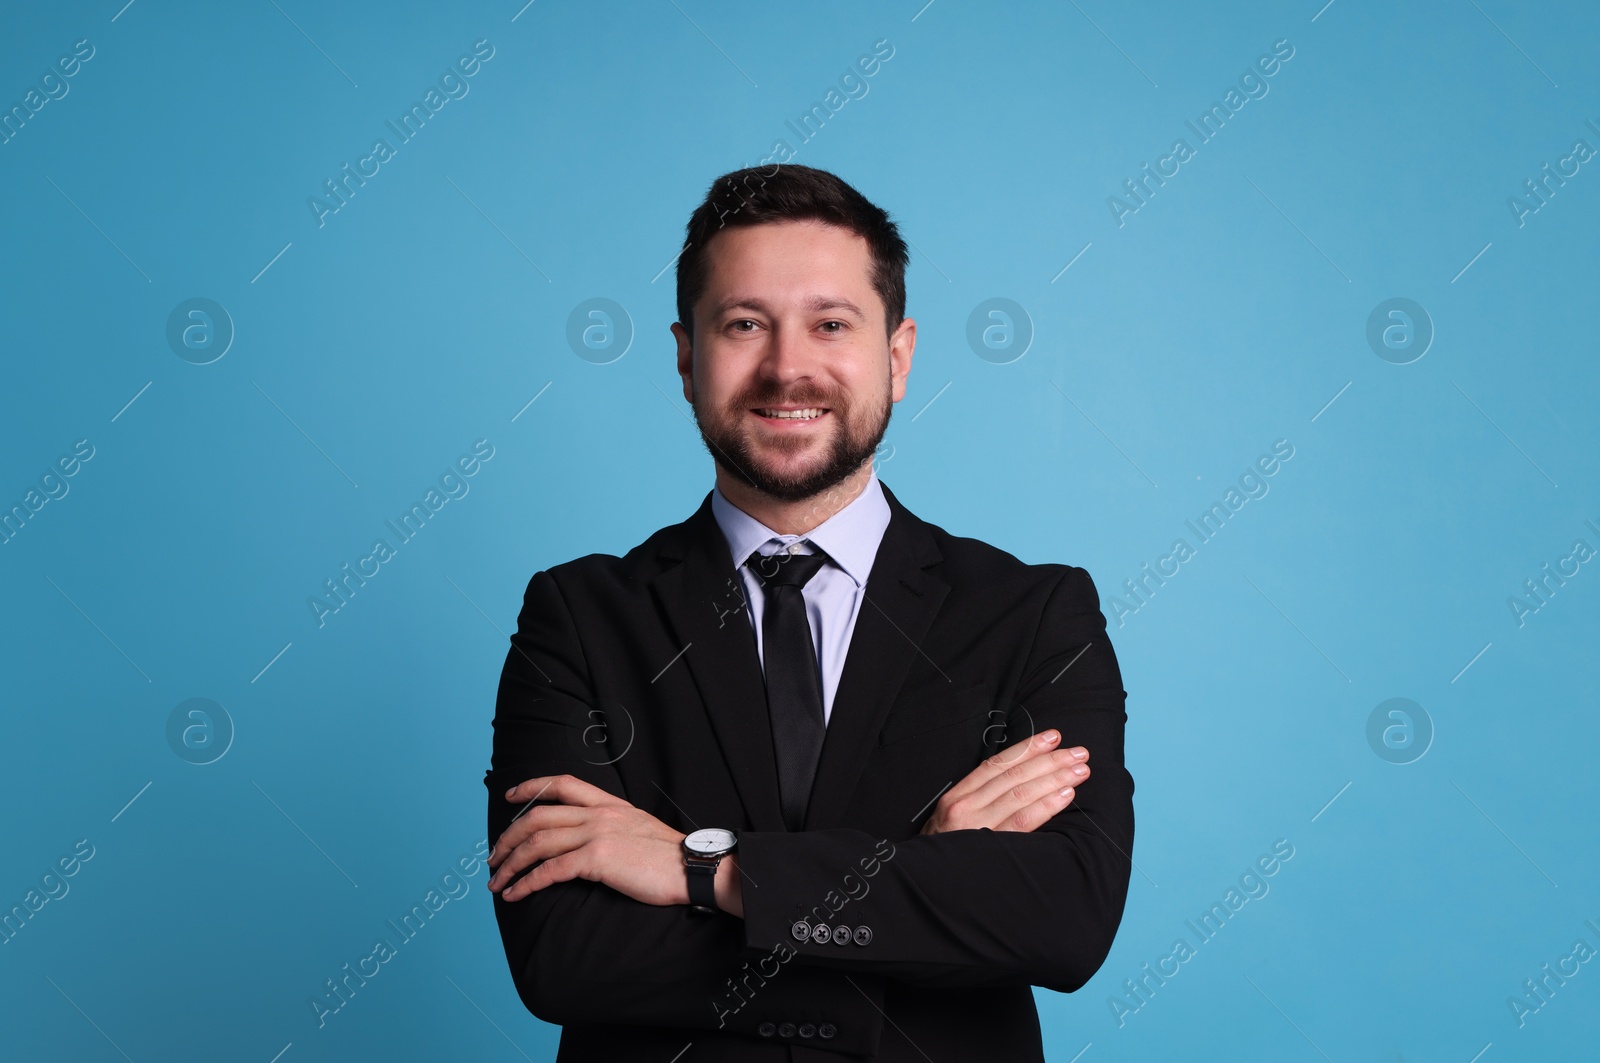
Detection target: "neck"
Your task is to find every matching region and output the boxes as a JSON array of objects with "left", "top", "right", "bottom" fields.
[{"left": 716, "top": 461, "right": 874, "bottom": 536}]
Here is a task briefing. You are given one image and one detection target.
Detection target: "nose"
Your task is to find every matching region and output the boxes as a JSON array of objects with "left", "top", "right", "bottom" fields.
[{"left": 755, "top": 320, "right": 816, "bottom": 387}]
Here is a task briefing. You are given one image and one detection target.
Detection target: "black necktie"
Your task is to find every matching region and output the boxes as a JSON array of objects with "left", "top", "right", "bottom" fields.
[{"left": 748, "top": 546, "right": 829, "bottom": 832}]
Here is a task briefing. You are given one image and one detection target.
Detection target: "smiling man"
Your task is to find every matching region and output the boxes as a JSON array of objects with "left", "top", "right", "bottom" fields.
[{"left": 484, "top": 164, "right": 1134, "bottom": 1061}]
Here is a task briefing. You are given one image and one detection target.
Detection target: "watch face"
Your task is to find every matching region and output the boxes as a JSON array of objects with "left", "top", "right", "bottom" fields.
[{"left": 685, "top": 828, "right": 737, "bottom": 856}]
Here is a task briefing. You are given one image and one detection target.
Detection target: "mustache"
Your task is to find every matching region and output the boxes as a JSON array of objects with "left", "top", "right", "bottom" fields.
[{"left": 732, "top": 384, "right": 844, "bottom": 409}]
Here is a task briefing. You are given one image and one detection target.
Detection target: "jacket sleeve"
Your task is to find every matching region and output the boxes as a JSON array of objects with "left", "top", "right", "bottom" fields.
[
  {"left": 485, "top": 568, "right": 889, "bottom": 1057},
  {"left": 736, "top": 566, "right": 1135, "bottom": 993}
]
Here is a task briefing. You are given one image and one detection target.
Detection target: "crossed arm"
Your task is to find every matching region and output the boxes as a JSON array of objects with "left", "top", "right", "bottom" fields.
[
  {"left": 486, "top": 727, "right": 1094, "bottom": 913},
  {"left": 484, "top": 566, "right": 1132, "bottom": 1044}
]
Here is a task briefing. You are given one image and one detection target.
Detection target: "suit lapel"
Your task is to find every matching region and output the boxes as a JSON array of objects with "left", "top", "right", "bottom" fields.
[
  {"left": 804, "top": 483, "right": 949, "bottom": 830},
  {"left": 650, "top": 493, "right": 788, "bottom": 831},
  {"left": 650, "top": 483, "right": 950, "bottom": 834}
]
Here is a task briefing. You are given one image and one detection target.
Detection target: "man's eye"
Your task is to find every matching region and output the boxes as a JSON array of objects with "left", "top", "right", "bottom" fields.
[
  {"left": 820, "top": 321, "right": 844, "bottom": 333},
  {"left": 730, "top": 320, "right": 757, "bottom": 332}
]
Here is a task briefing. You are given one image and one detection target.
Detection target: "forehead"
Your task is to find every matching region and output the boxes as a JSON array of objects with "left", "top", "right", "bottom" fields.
[{"left": 700, "top": 220, "right": 874, "bottom": 297}]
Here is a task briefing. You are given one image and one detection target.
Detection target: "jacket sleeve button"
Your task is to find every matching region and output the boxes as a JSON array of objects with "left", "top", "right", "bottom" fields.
[
  {"left": 818, "top": 1022, "right": 838, "bottom": 1039},
  {"left": 798, "top": 1023, "right": 816, "bottom": 1038},
  {"left": 790, "top": 919, "right": 812, "bottom": 942},
  {"left": 777, "top": 1022, "right": 797, "bottom": 1038},
  {"left": 831, "top": 924, "right": 851, "bottom": 945},
  {"left": 810, "top": 923, "right": 832, "bottom": 945},
  {"left": 852, "top": 925, "right": 873, "bottom": 946},
  {"left": 758, "top": 1022, "right": 776, "bottom": 1037}
]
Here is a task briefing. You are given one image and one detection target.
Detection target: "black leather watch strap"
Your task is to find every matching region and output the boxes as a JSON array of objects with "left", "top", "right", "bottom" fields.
[{"left": 686, "top": 857, "right": 719, "bottom": 913}]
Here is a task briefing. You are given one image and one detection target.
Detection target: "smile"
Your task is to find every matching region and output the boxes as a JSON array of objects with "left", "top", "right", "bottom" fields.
[{"left": 754, "top": 407, "right": 828, "bottom": 420}]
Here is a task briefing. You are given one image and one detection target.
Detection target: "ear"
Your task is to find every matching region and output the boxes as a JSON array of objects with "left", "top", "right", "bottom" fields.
[
  {"left": 671, "top": 321, "right": 694, "bottom": 404},
  {"left": 888, "top": 316, "right": 916, "bottom": 403}
]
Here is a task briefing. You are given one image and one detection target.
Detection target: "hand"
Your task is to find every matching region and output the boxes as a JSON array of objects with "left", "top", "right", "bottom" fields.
[
  {"left": 919, "top": 729, "right": 1089, "bottom": 836},
  {"left": 486, "top": 775, "right": 689, "bottom": 906}
]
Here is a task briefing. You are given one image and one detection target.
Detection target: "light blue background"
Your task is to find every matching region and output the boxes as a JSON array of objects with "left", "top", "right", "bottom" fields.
[{"left": 2, "top": 1, "right": 1596, "bottom": 1060}]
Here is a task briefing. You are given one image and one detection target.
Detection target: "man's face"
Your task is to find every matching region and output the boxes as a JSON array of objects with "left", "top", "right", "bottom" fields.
[{"left": 672, "top": 219, "right": 915, "bottom": 503}]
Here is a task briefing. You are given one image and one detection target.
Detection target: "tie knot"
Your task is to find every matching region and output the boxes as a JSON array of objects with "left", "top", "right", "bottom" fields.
[{"left": 747, "top": 547, "right": 828, "bottom": 590}]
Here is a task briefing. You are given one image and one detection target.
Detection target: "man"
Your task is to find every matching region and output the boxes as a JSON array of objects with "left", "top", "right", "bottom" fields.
[{"left": 484, "top": 164, "right": 1133, "bottom": 1061}]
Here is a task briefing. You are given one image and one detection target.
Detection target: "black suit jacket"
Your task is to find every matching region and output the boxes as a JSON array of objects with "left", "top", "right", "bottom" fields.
[{"left": 485, "top": 481, "right": 1134, "bottom": 1061}]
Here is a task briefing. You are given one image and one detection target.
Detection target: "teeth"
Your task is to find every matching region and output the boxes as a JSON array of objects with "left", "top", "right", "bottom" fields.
[{"left": 761, "top": 408, "right": 824, "bottom": 419}]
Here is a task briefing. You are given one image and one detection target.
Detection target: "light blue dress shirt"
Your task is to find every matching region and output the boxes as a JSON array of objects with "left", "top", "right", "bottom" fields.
[{"left": 710, "top": 468, "right": 892, "bottom": 728}]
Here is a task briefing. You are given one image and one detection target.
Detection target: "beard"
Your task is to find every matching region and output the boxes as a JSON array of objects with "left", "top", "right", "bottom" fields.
[{"left": 691, "top": 379, "right": 892, "bottom": 503}]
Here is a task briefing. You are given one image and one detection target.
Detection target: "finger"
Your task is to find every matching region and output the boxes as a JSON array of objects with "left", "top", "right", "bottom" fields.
[
  {"left": 962, "top": 743, "right": 1085, "bottom": 809},
  {"left": 1001, "top": 780, "right": 1082, "bottom": 833},
  {"left": 987, "top": 732, "right": 1088, "bottom": 777},
  {"left": 489, "top": 824, "right": 589, "bottom": 895},
  {"left": 987, "top": 728, "right": 1062, "bottom": 771},
  {"left": 501, "top": 846, "right": 587, "bottom": 902},
  {"left": 944, "top": 729, "right": 1064, "bottom": 803},
  {"left": 989, "top": 760, "right": 1088, "bottom": 833},
  {"left": 949, "top": 760, "right": 1089, "bottom": 835},
  {"left": 489, "top": 816, "right": 591, "bottom": 886},
  {"left": 502, "top": 775, "right": 560, "bottom": 807},
  {"left": 488, "top": 804, "right": 589, "bottom": 867},
  {"left": 503, "top": 831, "right": 614, "bottom": 901},
  {"left": 503, "top": 773, "right": 627, "bottom": 809},
  {"left": 961, "top": 748, "right": 1090, "bottom": 827}
]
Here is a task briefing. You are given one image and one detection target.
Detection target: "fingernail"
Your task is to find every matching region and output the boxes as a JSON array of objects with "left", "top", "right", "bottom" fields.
[
  {"left": 1059, "top": 786, "right": 1075, "bottom": 797},
  {"left": 1071, "top": 747, "right": 1087, "bottom": 759},
  {"left": 505, "top": 788, "right": 515, "bottom": 798},
  {"left": 1040, "top": 730, "right": 1059, "bottom": 745},
  {"left": 1071, "top": 764, "right": 1088, "bottom": 776}
]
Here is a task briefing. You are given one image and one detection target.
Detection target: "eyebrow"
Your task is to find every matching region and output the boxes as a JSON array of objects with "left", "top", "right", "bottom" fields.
[{"left": 709, "top": 295, "right": 867, "bottom": 320}]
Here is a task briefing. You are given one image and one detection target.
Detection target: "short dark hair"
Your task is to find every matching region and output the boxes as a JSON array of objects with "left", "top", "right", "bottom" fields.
[{"left": 675, "top": 163, "right": 909, "bottom": 341}]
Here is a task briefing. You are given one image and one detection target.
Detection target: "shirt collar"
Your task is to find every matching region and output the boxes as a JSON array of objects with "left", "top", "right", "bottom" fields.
[{"left": 710, "top": 467, "right": 890, "bottom": 588}]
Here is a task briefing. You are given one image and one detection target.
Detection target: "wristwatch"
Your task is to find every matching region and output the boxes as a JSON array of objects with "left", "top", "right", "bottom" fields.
[{"left": 683, "top": 827, "right": 738, "bottom": 914}]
